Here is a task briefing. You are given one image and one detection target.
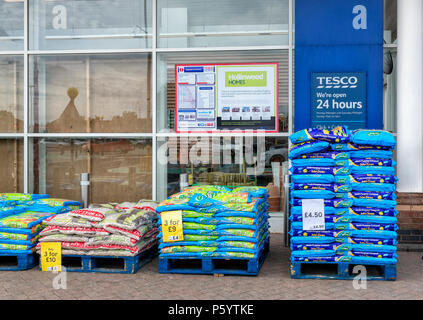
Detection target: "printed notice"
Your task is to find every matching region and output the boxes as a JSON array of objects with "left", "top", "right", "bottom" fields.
[{"left": 302, "top": 199, "right": 325, "bottom": 231}]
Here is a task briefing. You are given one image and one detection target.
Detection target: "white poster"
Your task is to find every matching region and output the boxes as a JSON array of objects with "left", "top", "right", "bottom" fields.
[
  {"left": 301, "top": 199, "right": 325, "bottom": 231},
  {"left": 175, "top": 63, "right": 277, "bottom": 132}
]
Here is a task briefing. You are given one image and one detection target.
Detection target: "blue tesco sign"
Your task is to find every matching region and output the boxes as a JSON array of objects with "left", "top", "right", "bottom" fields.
[
  {"left": 295, "top": 0, "right": 383, "bottom": 131},
  {"left": 311, "top": 72, "right": 366, "bottom": 129}
]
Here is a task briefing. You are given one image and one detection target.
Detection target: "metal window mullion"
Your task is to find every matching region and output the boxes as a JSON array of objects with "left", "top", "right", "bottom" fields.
[
  {"left": 27, "top": 133, "right": 154, "bottom": 138},
  {"left": 24, "top": 0, "right": 29, "bottom": 193},
  {"left": 152, "top": 0, "right": 157, "bottom": 201},
  {"left": 156, "top": 45, "right": 290, "bottom": 53},
  {"left": 288, "top": 0, "right": 294, "bottom": 135}
]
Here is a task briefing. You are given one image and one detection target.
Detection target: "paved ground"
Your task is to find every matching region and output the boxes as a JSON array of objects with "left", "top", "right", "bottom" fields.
[{"left": 0, "top": 234, "right": 422, "bottom": 300}]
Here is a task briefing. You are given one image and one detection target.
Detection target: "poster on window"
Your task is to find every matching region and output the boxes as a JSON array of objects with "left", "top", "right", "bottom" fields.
[{"left": 175, "top": 63, "right": 278, "bottom": 133}]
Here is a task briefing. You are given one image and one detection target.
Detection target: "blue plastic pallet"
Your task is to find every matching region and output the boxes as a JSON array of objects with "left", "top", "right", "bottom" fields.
[
  {"left": 42, "top": 245, "right": 157, "bottom": 274},
  {"left": 290, "top": 261, "right": 396, "bottom": 281},
  {"left": 0, "top": 252, "right": 37, "bottom": 271},
  {"left": 158, "top": 239, "right": 270, "bottom": 276}
]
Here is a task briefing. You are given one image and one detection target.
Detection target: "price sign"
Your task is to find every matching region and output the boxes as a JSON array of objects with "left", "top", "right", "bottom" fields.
[
  {"left": 40, "top": 242, "right": 62, "bottom": 272},
  {"left": 302, "top": 199, "right": 325, "bottom": 231},
  {"left": 161, "top": 210, "right": 184, "bottom": 243}
]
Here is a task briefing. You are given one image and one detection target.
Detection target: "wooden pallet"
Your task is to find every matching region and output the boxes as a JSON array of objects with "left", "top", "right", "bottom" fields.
[
  {"left": 43, "top": 245, "right": 157, "bottom": 274},
  {"left": 290, "top": 261, "right": 396, "bottom": 281},
  {"left": 158, "top": 238, "right": 269, "bottom": 276},
  {"left": 0, "top": 252, "right": 37, "bottom": 271}
]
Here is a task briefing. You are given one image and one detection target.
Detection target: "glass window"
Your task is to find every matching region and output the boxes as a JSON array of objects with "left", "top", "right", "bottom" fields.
[
  {"left": 384, "top": 0, "right": 397, "bottom": 44},
  {"left": 30, "top": 0, "right": 152, "bottom": 50},
  {"left": 157, "top": 0, "right": 289, "bottom": 48},
  {"left": 157, "top": 50, "right": 289, "bottom": 133},
  {"left": 0, "top": 0, "right": 24, "bottom": 51},
  {"left": 29, "top": 54, "right": 152, "bottom": 133},
  {"left": 383, "top": 48, "right": 396, "bottom": 132},
  {"left": 30, "top": 138, "right": 152, "bottom": 203},
  {"left": 0, "top": 55, "right": 24, "bottom": 133},
  {"left": 0, "top": 139, "right": 24, "bottom": 193},
  {"left": 157, "top": 135, "right": 288, "bottom": 201}
]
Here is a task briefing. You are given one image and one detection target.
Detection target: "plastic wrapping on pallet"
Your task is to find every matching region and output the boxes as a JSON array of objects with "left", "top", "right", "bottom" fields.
[
  {"left": 288, "top": 128, "right": 398, "bottom": 277},
  {"left": 156, "top": 186, "right": 270, "bottom": 274}
]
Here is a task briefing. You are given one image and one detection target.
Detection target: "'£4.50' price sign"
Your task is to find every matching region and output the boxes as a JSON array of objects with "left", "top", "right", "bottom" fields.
[
  {"left": 302, "top": 199, "right": 325, "bottom": 231},
  {"left": 161, "top": 210, "right": 184, "bottom": 242}
]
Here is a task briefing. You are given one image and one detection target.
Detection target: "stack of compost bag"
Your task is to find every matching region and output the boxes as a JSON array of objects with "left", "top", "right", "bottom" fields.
[
  {"left": 36, "top": 200, "right": 159, "bottom": 257},
  {"left": 0, "top": 194, "right": 81, "bottom": 255},
  {"left": 288, "top": 127, "right": 398, "bottom": 265},
  {"left": 156, "top": 185, "right": 269, "bottom": 260}
]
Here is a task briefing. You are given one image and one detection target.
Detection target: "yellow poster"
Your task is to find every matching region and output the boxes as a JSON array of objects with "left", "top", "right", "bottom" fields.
[
  {"left": 40, "top": 242, "right": 62, "bottom": 272},
  {"left": 161, "top": 210, "right": 183, "bottom": 243}
]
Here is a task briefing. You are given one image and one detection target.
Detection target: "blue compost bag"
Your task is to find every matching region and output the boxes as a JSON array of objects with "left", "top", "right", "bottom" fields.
[
  {"left": 351, "top": 182, "right": 396, "bottom": 193},
  {"left": 291, "top": 183, "right": 351, "bottom": 193},
  {"left": 337, "top": 191, "right": 396, "bottom": 200},
  {"left": 349, "top": 150, "right": 393, "bottom": 159},
  {"left": 289, "top": 126, "right": 350, "bottom": 144},
  {"left": 290, "top": 166, "right": 351, "bottom": 175},
  {"left": 294, "top": 151, "right": 349, "bottom": 160},
  {"left": 290, "top": 189, "right": 336, "bottom": 199},
  {"left": 291, "top": 250, "right": 336, "bottom": 258},
  {"left": 347, "top": 174, "right": 397, "bottom": 184},
  {"left": 331, "top": 143, "right": 393, "bottom": 151},
  {"left": 348, "top": 207, "right": 397, "bottom": 217},
  {"left": 335, "top": 243, "right": 396, "bottom": 253},
  {"left": 289, "top": 141, "right": 330, "bottom": 159},
  {"left": 348, "top": 159, "right": 396, "bottom": 167},
  {"left": 351, "top": 129, "right": 396, "bottom": 148},
  {"left": 335, "top": 229, "right": 397, "bottom": 239},
  {"left": 334, "top": 222, "right": 398, "bottom": 231},
  {"left": 290, "top": 236, "right": 336, "bottom": 244},
  {"left": 352, "top": 198, "right": 397, "bottom": 209},
  {"left": 290, "top": 230, "right": 337, "bottom": 237},
  {"left": 290, "top": 198, "right": 353, "bottom": 208},
  {"left": 334, "top": 237, "right": 397, "bottom": 245},
  {"left": 350, "top": 166, "right": 396, "bottom": 175},
  {"left": 334, "top": 215, "right": 397, "bottom": 224},
  {"left": 291, "top": 174, "right": 336, "bottom": 184},
  {"left": 291, "top": 158, "right": 337, "bottom": 167},
  {"left": 291, "top": 243, "right": 336, "bottom": 251}
]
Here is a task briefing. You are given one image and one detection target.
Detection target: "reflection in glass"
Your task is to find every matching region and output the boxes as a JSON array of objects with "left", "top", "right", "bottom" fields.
[
  {"left": 0, "top": 55, "right": 24, "bottom": 133},
  {"left": 383, "top": 48, "right": 396, "bottom": 132},
  {"left": 31, "top": 139, "right": 153, "bottom": 203},
  {"left": 384, "top": 0, "right": 397, "bottom": 44},
  {"left": 0, "top": 0, "right": 24, "bottom": 51},
  {"left": 30, "top": 0, "right": 152, "bottom": 50},
  {"left": 156, "top": 136, "right": 288, "bottom": 200},
  {"left": 157, "top": 51, "right": 289, "bottom": 133},
  {"left": 30, "top": 54, "right": 152, "bottom": 133},
  {"left": 158, "top": 0, "right": 289, "bottom": 48},
  {"left": 0, "top": 139, "right": 24, "bottom": 193}
]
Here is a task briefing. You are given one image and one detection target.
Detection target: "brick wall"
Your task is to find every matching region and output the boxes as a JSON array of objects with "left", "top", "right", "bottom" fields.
[{"left": 396, "top": 193, "right": 423, "bottom": 246}]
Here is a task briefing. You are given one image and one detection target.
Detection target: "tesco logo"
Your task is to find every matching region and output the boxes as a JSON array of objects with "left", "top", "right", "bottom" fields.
[{"left": 316, "top": 76, "right": 358, "bottom": 89}]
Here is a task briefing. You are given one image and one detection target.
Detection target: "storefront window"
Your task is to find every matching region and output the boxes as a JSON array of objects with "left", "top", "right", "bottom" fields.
[
  {"left": 157, "top": 50, "right": 289, "bottom": 133},
  {"left": 384, "top": 0, "right": 397, "bottom": 44},
  {"left": 0, "top": 139, "right": 24, "bottom": 193},
  {"left": 0, "top": 55, "right": 24, "bottom": 133},
  {"left": 383, "top": 48, "right": 396, "bottom": 132},
  {"left": 29, "top": 54, "right": 152, "bottom": 133},
  {"left": 30, "top": 138, "right": 152, "bottom": 203},
  {"left": 29, "top": 0, "right": 152, "bottom": 50},
  {"left": 157, "top": 0, "right": 289, "bottom": 48},
  {"left": 156, "top": 136, "right": 288, "bottom": 201},
  {"left": 0, "top": 0, "right": 24, "bottom": 51}
]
